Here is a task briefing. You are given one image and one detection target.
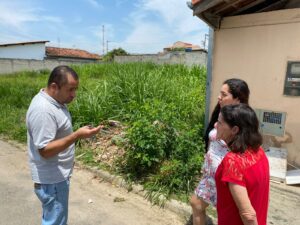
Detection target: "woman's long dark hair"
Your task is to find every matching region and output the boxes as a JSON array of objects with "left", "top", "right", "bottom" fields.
[
  {"left": 220, "top": 104, "right": 262, "bottom": 153},
  {"left": 204, "top": 78, "right": 250, "bottom": 152}
]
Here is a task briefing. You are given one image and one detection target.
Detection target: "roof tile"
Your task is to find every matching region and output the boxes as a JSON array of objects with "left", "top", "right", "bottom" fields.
[{"left": 46, "top": 47, "right": 101, "bottom": 60}]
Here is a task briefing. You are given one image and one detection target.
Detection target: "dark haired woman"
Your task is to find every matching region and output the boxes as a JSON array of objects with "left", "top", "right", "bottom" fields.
[
  {"left": 190, "top": 79, "right": 250, "bottom": 225},
  {"left": 215, "top": 104, "right": 269, "bottom": 225}
]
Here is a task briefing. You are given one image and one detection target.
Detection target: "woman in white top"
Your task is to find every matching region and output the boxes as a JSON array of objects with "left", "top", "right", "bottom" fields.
[{"left": 190, "top": 78, "right": 250, "bottom": 225}]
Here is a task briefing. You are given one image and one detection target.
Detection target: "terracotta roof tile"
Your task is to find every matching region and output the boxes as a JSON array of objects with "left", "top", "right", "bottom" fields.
[
  {"left": 46, "top": 47, "right": 101, "bottom": 60},
  {"left": 164, "top": 41, "right": 202, "bottom": 51},
  {"left": 192, "top": 0, "right": 201, "bottom": 5}
]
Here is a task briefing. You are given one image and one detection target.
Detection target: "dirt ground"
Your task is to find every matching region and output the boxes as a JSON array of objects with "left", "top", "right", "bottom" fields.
[
  {"left": 1, "top": 136, "right": 300, "bottom": 225},
  {"left": 267, "top": 181, "right": 300, "bottom": 225},
  {"left": 0, "top": 139, "right": 183, "bottom": 225}
]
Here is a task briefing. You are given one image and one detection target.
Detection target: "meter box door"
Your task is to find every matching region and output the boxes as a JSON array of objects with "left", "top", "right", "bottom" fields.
[
  {"left": 284, "top": 61, "right": 300, "bottom": 96},
  {"left": 254, "top": 109, "right": 286, "bottom": 137}
]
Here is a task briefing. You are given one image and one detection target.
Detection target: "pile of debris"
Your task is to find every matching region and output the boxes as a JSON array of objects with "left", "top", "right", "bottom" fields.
[{"left": 79, "top": 120, "right": 127, "bottom": 169}]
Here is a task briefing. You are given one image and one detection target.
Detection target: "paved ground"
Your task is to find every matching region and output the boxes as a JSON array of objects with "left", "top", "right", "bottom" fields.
[
  {"left": 0, "top": 139, "right": 183, "bottom": 225},
  {"left": 268, "top": 181, "right": 300, "bottom": 225},
  {"left": 1, "top": 139, "right": 300, "bottom": 225}
]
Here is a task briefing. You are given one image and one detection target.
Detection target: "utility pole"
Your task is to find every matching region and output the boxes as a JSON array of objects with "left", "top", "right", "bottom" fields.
[
  {"left": 102, "top": 25, "right": 105, "bottom": 55},
  {"left": 203, "top": 33, "right": 209, "bottom": 50},
  {"left": 106, "top": 40, "right": 111, "bottom": 53},
  {"left": 57, "top": 37, "right": 60, "bottom": 54}
]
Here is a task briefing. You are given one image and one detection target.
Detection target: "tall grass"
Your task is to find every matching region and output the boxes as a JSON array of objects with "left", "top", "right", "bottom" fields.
[
  {"left": 71, "top": 63, "right": 206, "bottom": 127},
  {"left": 70, "top": 63, "right": 207, "bottom": 200},
  {"left": 0, "top": 70, "right": 48, "bottom": 142},
  {"left": 0, "top": 63, "right": 206, "bottom": 200}
]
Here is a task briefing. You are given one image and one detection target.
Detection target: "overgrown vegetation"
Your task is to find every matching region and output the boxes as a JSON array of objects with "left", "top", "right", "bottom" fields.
[
  {"left": 0, "top": 70, "right": 49, "bottom": 142},
  {"left": 170, "top": 47, "right": 186, "bottom": 52},
  {"left": 0, "top": 63, "right": 206, "bottom": 202},
  {"left": 102, "top": 47, "right": 129, "bottom": 62}
]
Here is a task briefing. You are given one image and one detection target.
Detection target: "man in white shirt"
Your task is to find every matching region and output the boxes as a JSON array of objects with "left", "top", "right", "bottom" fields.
[{"left": 26, "top": 65, "right": 101, "bottom": 225}]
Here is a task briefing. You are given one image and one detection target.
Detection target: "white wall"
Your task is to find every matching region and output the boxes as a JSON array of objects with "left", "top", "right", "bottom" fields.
[{"left": 0, "top": 43, "right": 46, "bottom": 60}]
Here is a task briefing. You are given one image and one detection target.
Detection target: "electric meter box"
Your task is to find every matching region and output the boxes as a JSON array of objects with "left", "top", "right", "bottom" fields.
[
  {"left": 284, "top": 61, "right": 300, "bottom": 96},
  {"left": 254, "top": 109, "right": 286, "bottom": 137}
]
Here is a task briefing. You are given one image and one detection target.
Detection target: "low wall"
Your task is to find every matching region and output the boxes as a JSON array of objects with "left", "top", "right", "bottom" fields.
[
  {"left": 114, "top": 51, "right": 207, "bottom": 67},
  {"left": 0, "top": 52, "right": 207, "bottom": 75},
  {"left": 0, "top": 58, "right": 102, "bottom": 74}
]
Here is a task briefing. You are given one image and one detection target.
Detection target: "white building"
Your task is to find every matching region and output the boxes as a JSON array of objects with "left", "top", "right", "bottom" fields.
[{"left": 0, "top": 41, "right": 49, "bottom": 60}]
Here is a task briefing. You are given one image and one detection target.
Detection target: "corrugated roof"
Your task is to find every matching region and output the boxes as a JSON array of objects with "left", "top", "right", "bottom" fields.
[
  {"left": 46, "top": 47, "right": 101, "bottom": 60},
  {"left": 0, "top": 40, "right": 49, "bottom": 47}
]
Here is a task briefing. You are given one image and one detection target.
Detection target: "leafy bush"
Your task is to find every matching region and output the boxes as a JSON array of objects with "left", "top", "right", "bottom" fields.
[
  {"left": 103, "top": 48, "right": 129, "bottom": 62},
  {"left": 71, "top": 63, "right": 207, "bottom": 199},
  {"left": 122, "top": 118, "right": 169, "bottom": 177},
  {"left": 0, "top": 62, "right": 206, "bottom": 200}
]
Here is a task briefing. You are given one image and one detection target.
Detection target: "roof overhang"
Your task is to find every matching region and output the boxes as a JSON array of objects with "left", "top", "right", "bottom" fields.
[
  {"left": 0, "top": 41, "right": 49, "bottom": 47},
  {"left": 191, "top": 0, "right": 296, "bottom": 29}
]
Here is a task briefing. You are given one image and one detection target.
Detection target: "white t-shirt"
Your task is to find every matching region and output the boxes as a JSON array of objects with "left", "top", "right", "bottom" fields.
[{"left": 26, "top": 89, "right": 74, "bottom": 184}]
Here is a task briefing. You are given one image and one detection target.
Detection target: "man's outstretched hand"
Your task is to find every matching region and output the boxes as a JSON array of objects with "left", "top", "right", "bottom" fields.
[
  {"left": 76, "top": 125, "right": 103, "bottom": 139},
  {"left": 40, "top": 125, "right": 104, "bottom": 159}
]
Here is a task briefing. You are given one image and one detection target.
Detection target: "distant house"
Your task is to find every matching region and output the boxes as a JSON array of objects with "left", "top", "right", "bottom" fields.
[
  {"left": 46, "top": 47, "right": 101, "bottom": 62},
  {"left": 163, "top": 41, "right": 204, "bottom": 52},
  {"left": 115, "top": 40, "right": 207, "bottom": 67},
  {"left": 0, "top": 40, "right": 101, "bottom": 62},
  {"left": 0, "top": 41, "right": 49, "bottom": 60}
]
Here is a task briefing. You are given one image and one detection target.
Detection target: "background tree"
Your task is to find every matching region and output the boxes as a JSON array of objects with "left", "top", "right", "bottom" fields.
[{"left": 103, "top": 48, "right": 129, "bottom": 62}]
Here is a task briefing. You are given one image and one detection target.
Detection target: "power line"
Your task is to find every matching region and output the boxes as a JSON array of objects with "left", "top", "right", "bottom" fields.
[
  {"left": 102, "top": 25, "right": 105, "bottom": 55},
  {"left": 106, "top": 40, "right": 111, "bottom": 53}
]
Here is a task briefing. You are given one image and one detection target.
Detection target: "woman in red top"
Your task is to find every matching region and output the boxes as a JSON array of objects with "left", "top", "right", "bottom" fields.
[{"left": 215, "top": 104, "right": 269, "bottom": 225}]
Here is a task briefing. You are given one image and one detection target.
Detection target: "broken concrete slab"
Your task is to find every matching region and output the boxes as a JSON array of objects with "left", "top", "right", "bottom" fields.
[
  {"left": 265, "top": 147, "right": 287, "bottom": 182},
  {"left": 286, "top": 169, "right": 300, "bottom": 185}
]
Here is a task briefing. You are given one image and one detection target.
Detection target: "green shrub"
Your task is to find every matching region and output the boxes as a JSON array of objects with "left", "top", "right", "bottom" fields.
[
  {"left": 0, "top": 62, "right": 207, "bottom": 200},
  {"left": 122, "top": 118, "right": 169, "bottom": 177}
]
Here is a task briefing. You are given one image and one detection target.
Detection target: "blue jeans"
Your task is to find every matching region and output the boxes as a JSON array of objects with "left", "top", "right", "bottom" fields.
[{"left": 34, "top": 179, "right": 70, "bottom": 225}]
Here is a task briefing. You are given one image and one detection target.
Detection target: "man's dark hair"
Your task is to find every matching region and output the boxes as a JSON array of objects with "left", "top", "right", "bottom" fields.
[
  {"left": 221, "top": 104, "right": 262, "bottom": 153},
  {"left": 204, "top": 78, "right": 250, "bottom": 152},
  {"left": 47, "top": 65, "right": 78, "bottom": 88}
]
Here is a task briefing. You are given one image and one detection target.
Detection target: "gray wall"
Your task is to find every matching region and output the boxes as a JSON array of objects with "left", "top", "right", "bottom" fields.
[
  {"left": 0, "top": 58, "right": 101, "bottom": 74},
  {"left": 114, "top": 51, "right": 207, "bottom": 67},
  {"left": 0, "top": 51, "right": 206, "bottom": 75}
]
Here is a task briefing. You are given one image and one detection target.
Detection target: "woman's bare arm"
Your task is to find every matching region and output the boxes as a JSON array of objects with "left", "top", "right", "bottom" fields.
[{"left": 229, "top": 183, "right": 258, "bottom": 225}]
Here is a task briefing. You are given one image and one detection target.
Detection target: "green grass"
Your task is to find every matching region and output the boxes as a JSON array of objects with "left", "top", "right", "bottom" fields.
[
  {"left": 0, "top": 63, "right": 207, "bottom": 201},
  {"left": 0, "top": 70, "right": 48, "bottom": 142}
]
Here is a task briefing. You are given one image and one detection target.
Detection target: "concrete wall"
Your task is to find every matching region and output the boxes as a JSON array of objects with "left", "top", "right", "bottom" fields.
[
  {"left": 0, "top": 58, "right": 101, "bottom": 74},
  {"left": 0, "top": 43, "right": 45, "bottom": 60},
  {"left": 210, "top": 8, "right": 300, "bottom": 166},
  {"left": 114, "top": 51, "right": 207, "bottom": 67}
]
